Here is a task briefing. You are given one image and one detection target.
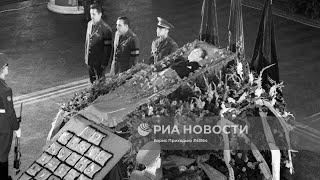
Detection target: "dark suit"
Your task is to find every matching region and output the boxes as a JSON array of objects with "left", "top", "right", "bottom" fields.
[
  {"left": 113, "top": 30, "right": 140, "bottom": 74},
  {"left": 85, "top": 19, "right": 112, "bottom": 83},
  {"left": 150, "top": 36, "right": 178, "bottom": 64},
  {"left": 0, "top": 79, "right": 19, "bottom": 179},
  {"left": 170, "top": 57, "right": 200, "bottom": 79}
]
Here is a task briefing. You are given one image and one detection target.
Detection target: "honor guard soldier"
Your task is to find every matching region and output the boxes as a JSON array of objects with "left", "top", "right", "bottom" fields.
[
  {"left": 111, "top": 16, "right": 140, "bottom": 74},
  {"left": 129, "top": 142, "right": 162, "bottom": 180},
  {"left": 0, "top": 56, "right": 20, "bottom": 180},
  {"left": 149, "top": 17, "right": 178, "bottom": 64},
  {"left": 84, "top": 4, "right": 113, "bottom": 83}
]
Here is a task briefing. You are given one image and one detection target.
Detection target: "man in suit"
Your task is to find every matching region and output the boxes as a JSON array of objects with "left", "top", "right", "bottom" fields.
[
  {"left": 110, "top": 16, "right": 140, "bottom": 75},
  {"left": 84, "top": 4, "right": 112, "bottom": 83},
  {"left": 0, "top": 56, "right": 20, "bottom": 180},
  {"left": 149, "top": 17, "right": 178, "bottom": 64}
]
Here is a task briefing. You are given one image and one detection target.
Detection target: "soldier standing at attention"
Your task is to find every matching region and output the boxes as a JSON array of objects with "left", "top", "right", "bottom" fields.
[
  {"left": 0, "top": 56, "right": 20, "bottom": 180},
  {"left": 149, "top": 17, "right": 178, "bottom": 64},
  {"left": 111, "top": 16, "right": 140, "bottom": 74},
  {"left": 84, "top": 4, "right": 112, "bottom": 83}
]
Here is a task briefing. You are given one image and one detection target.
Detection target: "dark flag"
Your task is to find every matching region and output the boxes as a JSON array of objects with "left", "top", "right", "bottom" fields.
[
  {"left": 250, "top": 0, "right": 280, "bottom": 87},
  {"left": 228, "top": 0, "right": 245, "bottom": 60},
  {"left": 199, "top": 0, "right": 219, "bottom": 46}
]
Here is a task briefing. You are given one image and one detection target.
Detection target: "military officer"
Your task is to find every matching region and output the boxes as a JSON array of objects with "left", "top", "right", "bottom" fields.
[
  {"left": 149, "top": 17, "right": 178, "bottom": 64},
  {"left": 0, "top": 56, "right": 20, "bottom": 180},
  {"left": 84, "top": 4, "right": 112, "bottom": 83},
  {"left": 111, "top": 16, "right": 140, "bottom": 74},
  {"left": 129, "top": 142, "right": 162, "bottom": 180}
]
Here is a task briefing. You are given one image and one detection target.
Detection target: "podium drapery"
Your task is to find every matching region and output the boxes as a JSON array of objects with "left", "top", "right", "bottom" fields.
[
  {"left": 250, "top": 0, "right": 280, "bottom": 86},
  {"left": 228, "top": 0, "right": 245, "bottom": 60},
  {"left": 199, "top": 0, "right": 219, "bottom": 46}
]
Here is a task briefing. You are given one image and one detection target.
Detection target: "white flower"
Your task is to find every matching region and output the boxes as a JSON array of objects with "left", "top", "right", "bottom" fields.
[
  {"left": 255, "top": 87, "right": 264, "bottom": 97},
  {"left": 270, "top": 97, "right": 276, "bottom": 106},
  {"left": 236, "top": 60, "right": 243, "bottom": 79},
  {"left": 237, "top": 92, "right": 248, "bottom": 103},
  {"left": 194, "top": 97, "right": 205, "bottom": 109},
  {"left": 190, "top": 101, "right": 195, "bottom": 111},
  {"left": 248, "top": 72, "right": 254, "bottom": 85},
  {"left": 227, "top": 97, "right": 236, "bottom": 104},
  {"left": 148, "top": 105, "right": 154, "bottom": 116},
  {"left": 269, "top": 84, "right": 277, "bottom": 97},
  {"left": 171, "top": 101, "right": 177, "bottom": 106}
]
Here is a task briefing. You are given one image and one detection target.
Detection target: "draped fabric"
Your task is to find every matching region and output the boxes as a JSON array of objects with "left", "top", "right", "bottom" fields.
[
  {"left": 228, "top": 0, "right": 245, "bottom": 61},
  {"left": 199, "top": 0, "right": 219, "bottom": 46},
  {"left": 250, "top": 0, "right": 280, "bottom": 86}
]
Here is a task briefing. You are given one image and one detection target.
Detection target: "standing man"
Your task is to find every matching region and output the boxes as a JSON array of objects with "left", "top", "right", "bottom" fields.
[
  {"left": 0, "top": 56, "right": 20, "bottom": 180},
  {"left": 85, "top": 4, "right": 112, "bottom": 83},
  {"left": 111, "top": 16, "right": 140, "bottom": 74},
  {"left": 149, "top": 17, "right": 178, "bottom": 64}
]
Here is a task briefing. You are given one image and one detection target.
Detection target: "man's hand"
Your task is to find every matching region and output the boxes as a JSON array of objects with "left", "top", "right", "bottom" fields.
[{"left": 15, "top": 128, "right": 21, "bottom": 138}]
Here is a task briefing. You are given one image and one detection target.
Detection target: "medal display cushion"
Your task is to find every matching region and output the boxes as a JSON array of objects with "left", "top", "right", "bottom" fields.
[
  {"left": 87, "top": 131, "right": 106, "bottom": 146},
  {"left": 79, "top": 126, "right": 96, "bottom": 139},
  {"left": 36, "top": 153, "right": 52, "bottom": 166},
  {"left": 83, "top": 162, "right": 102, "bottom": 178},
  {"left": 75, "top": 140, "right": 91, "bottom": 155},
  {"left": 57, "top": 131, "right": 73, "bottom": 145},
  {"left": 78, "top": 174, "right": 91, "bottom": 180},
  {"left": 18, "top": 173, "right": 32, "bottom": 180},
  {"left": 64, "top": 169, "right": 80, "bottom": 180},
  {"left": 75, "top": 156, "right": 92, "bottom": 172},
  {"left": 84, "top": 146, "right": 101, "bottom": 160},
  {"left": 34, "top": 168, "right": 51, "bottom": 180},
  {"left": 46, "top": 142, "right": 62, "bottom": 156},
  {"left": 45, "top": 157, "right": 61, "bottom": 172},
  {"left": 47, "top": 175, "right": 60, "bottom": 180},
  {"left": 65, "top": 152, "right": 82, "bottom": 166},
  {"left": 66, "top": 136, "right": 81, "bottom": 151},
  {"left": 57, "top": 147, "right": 72, "bottom": 161},
  {"left": 26, "top": 163, "right": 42, "bottom": 176},
  {"left": 54, "top": 163, "right": 71, "bottom": 178},
  {"left": 95, "top": 150, "right": 113, "bottom": 166}
]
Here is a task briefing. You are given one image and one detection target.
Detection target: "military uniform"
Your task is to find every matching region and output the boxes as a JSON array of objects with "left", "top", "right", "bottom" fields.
[
  {"left": 149, "top": 17, "right": 178, "bottom": 64},
  {"left": 170, "top": 57, "right": 200, "bottom": 79},
  {"left": 150, "top": 36, "right": 178, "bottom": 63},
  {"left": 113, "top": 29, "right": 139, "bottom": 74},
  {"left": 0, "top": 78, "right": 19, "bottom": 179},
  {"left": 85, "top": 19, "right": 112, "bottom": 83}
]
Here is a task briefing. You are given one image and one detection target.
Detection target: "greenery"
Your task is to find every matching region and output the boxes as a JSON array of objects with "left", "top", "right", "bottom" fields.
[
  {"left": 290, "top": 0, "right": 320, "bottom": 19},
  {"left": 57, "top": 40, "right": 296, "bottom": 179}
]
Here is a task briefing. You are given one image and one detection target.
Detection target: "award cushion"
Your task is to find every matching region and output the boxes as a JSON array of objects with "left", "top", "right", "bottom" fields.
[
  {"left": 26, "top": 163, "right": 42, "bottom": 176},
  {"left": 79, "top": 126, "right": 96, "bottom": 139},
  {"left": 46, "top": 142, "right": 62, "bottom": 156},
  {"left": 57, "top": 131, "right": 73, "bottom": 145},
  {"left": 65, "top": 152, "right": 82, "bottom": 166},
  {"left": 57, "top": 147, "right": 72, "bottom": 161},
  {"left": 83, "top": 162, "right": 102, "bottom": 178},
  {"left": 34, "top": 168, "right": 51, "bottom": 180},
  {"left": 36, "top": 153, "right": 52, "bottom": 166},
  {"left": 75, "top": 156, "right": 92, "bottom": 172},
  {"left": 45, "top": 157, "right": 61, "bottom": 172}
]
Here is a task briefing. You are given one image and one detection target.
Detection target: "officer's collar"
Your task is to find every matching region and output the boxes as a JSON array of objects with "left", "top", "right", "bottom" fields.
[
  {"left": 92, "top": 19, "right": 102, "bottom": 26},
  {"left": 0, "top": 78, "right": 7, "bottom": 86},
  {"left": 121, "top": 29, "right": 133, "bottom": 38}
]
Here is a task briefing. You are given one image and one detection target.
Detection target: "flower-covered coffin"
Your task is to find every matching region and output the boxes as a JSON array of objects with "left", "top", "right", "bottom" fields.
[
  {"left": 57, "top": 40, "right": 296, "bottom": 180},
  {"left": 78, "top": 40, "right": 236, "bottom": 128}
]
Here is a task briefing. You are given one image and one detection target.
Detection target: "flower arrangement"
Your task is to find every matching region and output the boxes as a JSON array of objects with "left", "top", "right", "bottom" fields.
[
  {"left": 56, "top": 40, "right": 296, "bottom": 179},
  {"left": 123, "top": 58, "right": 296, "bottom": 179}
]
